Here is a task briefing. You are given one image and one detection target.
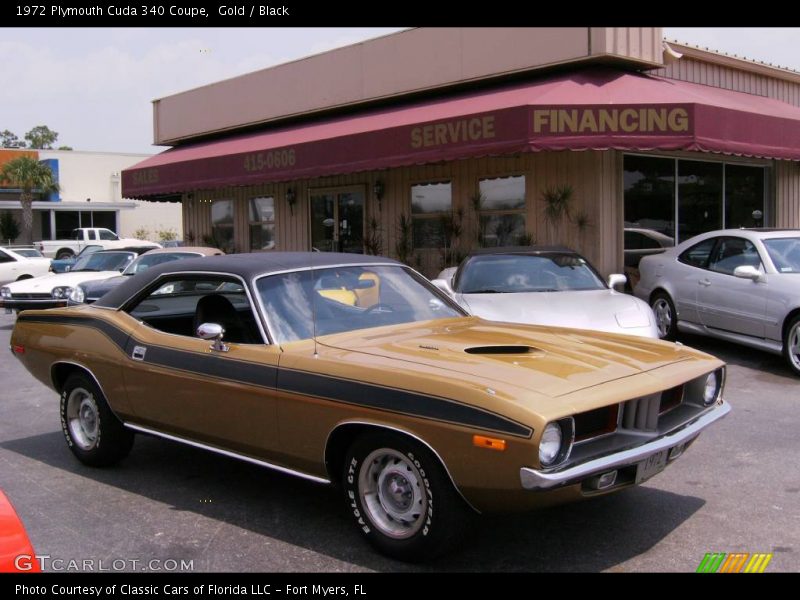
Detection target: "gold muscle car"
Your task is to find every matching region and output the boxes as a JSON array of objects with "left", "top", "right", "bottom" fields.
[{"left": 9, "top": 253, "right": 730, "bottom": 561}]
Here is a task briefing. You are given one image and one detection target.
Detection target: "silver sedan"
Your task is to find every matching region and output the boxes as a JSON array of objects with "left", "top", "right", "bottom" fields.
[
  {"left": 432, "top": 248, "right": 658, "bottom": 339},
  {"left": 635, "top": 229, "right": 800, "bottom": 375}
]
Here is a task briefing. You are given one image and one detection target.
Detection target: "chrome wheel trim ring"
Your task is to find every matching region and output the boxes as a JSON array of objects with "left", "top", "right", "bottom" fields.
[
  {"left": 789, "top": 321, "right": 800, "bottom": 370},
  {"left": 66, "top": 387, "right": 99, "bottom": 450},
  {"left": 358, "top": 448, "right": 427, "bottom": 539},
  {"left": 653, "top": 298, "right": 672, "bottom": 338}
]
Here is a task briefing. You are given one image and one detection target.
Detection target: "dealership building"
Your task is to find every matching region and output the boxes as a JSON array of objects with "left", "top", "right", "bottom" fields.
[{"left": 121, "top": 27, "right": 800, "bottom": 277}]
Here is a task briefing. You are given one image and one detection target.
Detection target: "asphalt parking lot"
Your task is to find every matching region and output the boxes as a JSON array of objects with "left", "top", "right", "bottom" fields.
[{"left": 0, "top": 310, "right": 797, "bottom": 572}]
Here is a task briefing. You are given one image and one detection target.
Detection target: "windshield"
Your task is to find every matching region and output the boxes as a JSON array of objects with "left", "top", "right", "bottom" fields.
[
  {"left": 123, "top": 252, "right": 200, "bottom": 276},
  {"left": 256, "top": 265, "right": 463, "bottom": 344},
  {"left": 457, "top": 253, "right": 606, "bottom": 293},
  {"left": 73, "top": 252, "right": 135, "bottom": 273},
  {"left": 764, "top": 237, "right": 800, "bottom": 274},
  {"left": 75, "top": 245, "right": 104, "bottom": 259},
  {"left": 13, "top": 249, "right": 43, "bottom": 258}
]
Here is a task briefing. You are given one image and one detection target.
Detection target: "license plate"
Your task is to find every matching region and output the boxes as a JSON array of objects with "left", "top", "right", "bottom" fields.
[{"left": 636, "top": 449, "right": 668, "bottom": 484}]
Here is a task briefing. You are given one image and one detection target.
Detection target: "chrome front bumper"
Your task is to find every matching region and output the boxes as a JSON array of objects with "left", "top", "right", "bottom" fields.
[{"left": 520, "top": 400, "right": 731, "bottom": 491}]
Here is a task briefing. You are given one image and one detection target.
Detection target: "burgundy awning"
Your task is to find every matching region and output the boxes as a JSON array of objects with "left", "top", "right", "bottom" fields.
[{"left": 123, "top": 69, "right": 800, "bottom": 199}]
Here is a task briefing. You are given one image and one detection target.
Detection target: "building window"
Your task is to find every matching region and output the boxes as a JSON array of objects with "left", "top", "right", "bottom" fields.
[
  {"left": 411, "top": 182, "right": 451, "bottom": 248},
  {"left": 249, "top": 196, "right": 276, "bottom": 251},
  {"left": 211, "top": 199, "right": 234, "bottom": 253},
  {"left": 725, "top": 165, "right": 766, "bottom": 228},
  {"left": 477, "top": 176, "right": 526, "bottom": 247},
  {"left": 624, "top": 156, "right": 676, "bottom": 244},
  {"left": 678, "top": 160, "right": 723, "bottom": 242},
  {"left": 624, "top": 155, "right": 766, "bottom": 246}
]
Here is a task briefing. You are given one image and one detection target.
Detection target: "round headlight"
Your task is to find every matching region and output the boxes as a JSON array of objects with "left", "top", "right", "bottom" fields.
[
  {"left": 539, "top": 422, "right": 563, "bottom": 467},
  {"left": 0, "top": 287, "right": 10, "bottom": 299},
  {"left": 69, "top": 286, "right": 85, "bottom": 304},
  {"left": 703, "top": 371, "right": 720, "bottom": 406},
  {"left": 51, "top": 288, "right": 63, "bottom": 299}
]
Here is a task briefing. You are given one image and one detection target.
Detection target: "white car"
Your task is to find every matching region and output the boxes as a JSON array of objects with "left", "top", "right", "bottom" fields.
[
  {"left": 635, "top": 228, "right": 800, "bottom": 375},
  {"left": 0, "top": 250, "right": 139, "bottom": 312},
  {"left": 0, "top": 247, "right": 51, "bottom": 286},
  {"left": 431, "top": 247, "right": 659, "bottom": 338}
]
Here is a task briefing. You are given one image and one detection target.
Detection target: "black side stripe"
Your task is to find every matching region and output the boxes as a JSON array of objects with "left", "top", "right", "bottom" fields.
[{"left": 18, "top": 313, "right": 533, "bottom": 438}]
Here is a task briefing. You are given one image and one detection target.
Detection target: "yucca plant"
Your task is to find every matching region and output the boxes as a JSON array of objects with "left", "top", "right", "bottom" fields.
[
  {"left": 542, "top": 184, "right": 574, "bottom": 244},
  {"left": 395, "top": 214, "right": 414, "bottom": 265}
]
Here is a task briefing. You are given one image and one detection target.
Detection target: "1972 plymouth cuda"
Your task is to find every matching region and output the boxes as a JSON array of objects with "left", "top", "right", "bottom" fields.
[{"left": 10, "top": 253, "right": 730, "bottom": 561}]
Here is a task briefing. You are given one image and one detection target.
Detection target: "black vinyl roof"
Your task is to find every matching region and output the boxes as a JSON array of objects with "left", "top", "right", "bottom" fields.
[{"left": 95, "top": 252, "right": 400, "bottom": 309}]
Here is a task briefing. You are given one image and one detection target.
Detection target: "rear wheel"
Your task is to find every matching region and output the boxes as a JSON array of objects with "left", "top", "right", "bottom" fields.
[
  {"left": 56, "top": 249, "right": 74, "bottom": 260},
  {"left": 651, "top": 291, "right": 677, "bottom": 340},
  {"left": 343, "top": 432, "right": 470, "bottom": 562},
  {"left": 60, "top": 373, "right": 134, "bottom": 466},
  {"left": 783, "top": 315, "right": 800, "bottom": 376}
]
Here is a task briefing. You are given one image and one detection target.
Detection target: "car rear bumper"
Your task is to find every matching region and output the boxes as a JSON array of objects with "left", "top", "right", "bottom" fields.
[{"left": 520, "top": 400, "right": 731, "bottom": 491}]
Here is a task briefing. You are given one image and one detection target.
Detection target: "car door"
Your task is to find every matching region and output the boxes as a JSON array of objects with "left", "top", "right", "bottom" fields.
[
  {"left": 671, "top": 237, "right": 718, "bottom": 325},
  {"left": 118, "top": 274, "right": 281, "bottom": 460},
  {"left": 697, "top": 236, "right": 768, "bottom": 337},
  {"left": 0, "top": 249, "right": 17, "bottom": 286}
]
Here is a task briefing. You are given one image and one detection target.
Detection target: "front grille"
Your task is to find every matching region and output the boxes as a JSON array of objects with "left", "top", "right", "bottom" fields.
[
  {"left": 622, "top": 393, "right": 661, "bottom": 432},
  {"left": 574, "top": 404, "right": 619, "bottom": 441},
  {"left": 11, "top": 293, "right": 52, "bottom": 300}
]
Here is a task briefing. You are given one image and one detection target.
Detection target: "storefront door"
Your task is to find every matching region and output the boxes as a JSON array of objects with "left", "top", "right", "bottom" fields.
[{"left": 310, "top": 188, "right": 364, "bottom": 253}]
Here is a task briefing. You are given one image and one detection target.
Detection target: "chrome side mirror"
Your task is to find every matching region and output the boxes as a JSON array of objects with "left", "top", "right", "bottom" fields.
[
  {"left": 733, "top": 265, "right": 762, "bottom": 282},
  {"left": 196, "top": 322, "right": 229, "bottom": 352},
  {"left": 431, "top": 278, "right": 455, "bottom": 296},
  {"left": 607, "top": 273, "right": 627, "bottom": 291}
]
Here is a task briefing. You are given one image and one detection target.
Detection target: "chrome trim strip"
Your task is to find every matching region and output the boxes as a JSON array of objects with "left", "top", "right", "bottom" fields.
[
  {"left": 124, "top": 422, "right": 331, "bottom": 485},
  {"left": 323, "top": 419, "right": 481, "bottom": 514},
  {"left": 118, "top": 269, "right": 271, "bottom": 345},
  {"left": 520, "top": 401, "right": 731, "bottom": 491}
]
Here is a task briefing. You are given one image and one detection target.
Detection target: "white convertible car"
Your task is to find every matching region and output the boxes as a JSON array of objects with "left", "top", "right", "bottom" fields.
[
  {"left": 1, "top": 250, "right": 140, "bottom": 313},
  {"left": 0, "top": 247, "right": 51, "bottom": 286},
  {"left": 432, "top": 247, "right": 659, "bottom": 339}
]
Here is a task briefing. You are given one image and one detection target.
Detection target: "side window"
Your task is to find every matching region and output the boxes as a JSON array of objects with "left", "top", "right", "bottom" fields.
[
  {"left": 87, "top": 230, "right": 97, "bottom": 240},
  {"left": 0, "top": 250, "right": 14, "bottom": 264},
  {"left": 126, "top": 276, "right": 262, "bottom": 344},
  {"left": 679, "top": 238, "right": 717, "bottom": 269},
  {"left": 98, "top": 229, "right": 118, "bottom": 241},
  {"left": 708, "top": 237, "right": 763, "bottom": 275}
]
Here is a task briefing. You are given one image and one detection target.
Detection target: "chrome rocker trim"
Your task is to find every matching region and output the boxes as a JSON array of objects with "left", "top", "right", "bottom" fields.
[{"left": 520, "top": 400, "right": 731, "bottom": 491}]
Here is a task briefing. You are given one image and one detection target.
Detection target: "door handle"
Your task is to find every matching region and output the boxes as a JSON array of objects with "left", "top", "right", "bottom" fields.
[{"left": 698, "top": 279, "right": 711, "bottom": 287}]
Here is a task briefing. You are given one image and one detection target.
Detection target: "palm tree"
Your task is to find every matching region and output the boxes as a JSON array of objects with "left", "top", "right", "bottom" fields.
[{"left": 0, "top": 156, "right": 59, "bottom": 245}]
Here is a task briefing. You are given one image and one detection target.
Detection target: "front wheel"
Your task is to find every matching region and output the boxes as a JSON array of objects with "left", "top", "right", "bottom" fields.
[
  {"left": 60, "top": 373, "right": 134, "bottom": 466},
  {"left": 651, "top": 292, "right": 677, "bottom": 340},
  {"left": 343, "top": 432, "right": 470, "bottom": 562},
  {"left": 783, "top": 315, "right": 800, "bottom": 376}
]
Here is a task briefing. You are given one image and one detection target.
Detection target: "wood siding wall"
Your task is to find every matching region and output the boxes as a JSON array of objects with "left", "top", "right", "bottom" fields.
[
  {"left": 775, "top": 161, "right": 800, "bottom": 228},
  {"left": 182, "top": 150, "right": 624, "bottom": 278},
  {"left": 655, "top": 57, "right": 800, "bottom": 107}
]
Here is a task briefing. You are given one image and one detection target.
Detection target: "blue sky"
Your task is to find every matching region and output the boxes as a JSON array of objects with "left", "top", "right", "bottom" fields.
[{"left": 1, "top": 28, "right": 798, "bottom": 154}]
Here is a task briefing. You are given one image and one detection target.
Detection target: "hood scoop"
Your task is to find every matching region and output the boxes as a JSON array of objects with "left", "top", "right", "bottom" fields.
[{"left": 464, "top": 345, "right": 540, "bottom": 355}]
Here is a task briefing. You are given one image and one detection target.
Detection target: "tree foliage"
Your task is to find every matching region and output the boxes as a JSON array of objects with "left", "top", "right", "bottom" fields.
[
  {"left": 0, "top": 156, "right": 59, "bottom": 245},
  {"left": 24, "top": 125, "right": 59, "bottom": 149},
  {"left": 1, "top": 130, "right": 25, "bottom": 148}
]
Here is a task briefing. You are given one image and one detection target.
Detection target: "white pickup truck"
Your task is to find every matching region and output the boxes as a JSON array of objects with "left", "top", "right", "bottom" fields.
[{"left": 36, "top": 228, "right": 161, "bottom": 259}]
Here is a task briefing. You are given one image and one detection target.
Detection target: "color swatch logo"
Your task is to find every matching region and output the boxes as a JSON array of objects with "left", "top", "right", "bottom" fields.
[{"left": 696, "top": 552, "right": 773, "bottom": 573}]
